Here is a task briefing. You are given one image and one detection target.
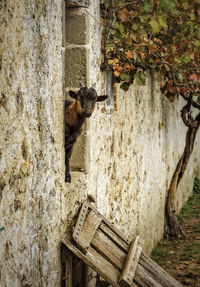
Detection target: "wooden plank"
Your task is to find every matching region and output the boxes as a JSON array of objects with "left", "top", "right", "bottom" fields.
[
  {"left": 136, "top": 253, "right": 183, "bottom": 287},
  {"left": 65, "top": 252, "right": 72, "bottom": 287},
  {"left": 134, "top": 264, "right": 163, "bottom": 287},
  {"left": 129, "top": 246, "right": 142, "bottom": 283},
  {"left": 73, "top": 210, "right": 102, "bottom": 252},
  {"left": 73, "top": 201, "right": 89, "bottom": 242},
  {"left": 91, "top": 229, "right": 126, "bottom": 270},
  {"left": 99, "top": 222, "right": 129, "bottom": 253},
  {"left": 119, "top": 236, "right": 140, "bottom": 287},
  {"left": 100, "top": 220, "right": 130, "bottom": 246},
  {"left": 62, "top": 233, "right": 121, "bottom": 287}
]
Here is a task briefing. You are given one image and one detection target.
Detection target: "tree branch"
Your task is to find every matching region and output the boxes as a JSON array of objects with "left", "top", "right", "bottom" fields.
[{"left": 161, "top": 62, "right": 200, "bottom": 95}]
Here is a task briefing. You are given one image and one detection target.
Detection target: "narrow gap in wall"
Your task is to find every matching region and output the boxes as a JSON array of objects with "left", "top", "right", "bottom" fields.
[{"left": 64, "top": 1, "right": 90, "bottom": 180}]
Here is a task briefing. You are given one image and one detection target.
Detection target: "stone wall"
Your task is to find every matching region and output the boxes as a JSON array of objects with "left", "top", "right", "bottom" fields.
[
  {"left": 64, "top": 0, "right": 200, "bottom": 255},
  {"left": 0, "top": 0, "right": 200, "bottom": 286},
  {"left": 0, "top": 0, "right": 65, "bottom": 286},
  {"left": 87, "top": 76, "right": 200, "bottom": 253}
]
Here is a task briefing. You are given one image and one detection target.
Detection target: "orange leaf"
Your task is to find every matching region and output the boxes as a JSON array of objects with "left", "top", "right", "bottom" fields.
[
  {"left": 118, "top": 8, "right": 129, "bottom": 22},
  {"left": 114, "top": 71, "right": 120, "bottom": 77},
  {"left": 167, "top": 80, "right": 177, "bottom": 94},
  {"left": 126, "top": 50, "right": 134, "bottom": 59},
  {"left": 155, "top": 57, "right": 161, "bottom": 63},
  {"left": 154, "top": 38, "right": 162, "bottom": 45},
  {"left": 113, "top": 64, "right": 123, "bottom": 72},
  {"left": 124, "top": 63, "right": 134, "bottom": 70}
]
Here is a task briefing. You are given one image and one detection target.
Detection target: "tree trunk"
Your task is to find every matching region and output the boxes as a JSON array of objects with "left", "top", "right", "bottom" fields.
[{"left": 165, "top": 115, "right": 200, "bottom": 237}]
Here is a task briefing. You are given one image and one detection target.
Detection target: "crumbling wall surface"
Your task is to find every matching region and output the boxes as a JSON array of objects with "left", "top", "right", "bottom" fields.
[
  {"left": 0, "top": 0, "right": 65, "bottom": 286},
  {"left": 88, "top": 75, "right": 200, "bottom": 254},
  {"left": 86, "top": 0, "right": 200, "bottom": 254}
]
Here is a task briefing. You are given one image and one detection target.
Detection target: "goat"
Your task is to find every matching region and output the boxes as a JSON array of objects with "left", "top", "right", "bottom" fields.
[{"left": 65, "top": 86, "right": 108, "bottom": 182}]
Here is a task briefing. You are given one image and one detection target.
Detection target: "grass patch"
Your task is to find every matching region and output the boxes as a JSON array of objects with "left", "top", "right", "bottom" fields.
[
  {"left": 180, "top": 243, "right": 200, "bottom": 262},
  {"left": 151, "top": 239, "right": 177, "bottom": 264},
  {"left": 177, "top": 178, "right": 200, "bottom": 221},
  {"left": 194, "top": 222, "right": 200, "bottom": 233},
  {"left": 188, "top": 267, "right": 200, "bottom": 276},
  {"left": 151, "top": 244, "right": 169, "bottom": 264},
  {"left": 193, "top": 177, "right": 200, "bottom": 194},
  {"left": 151, "top": 178, "right": 200, "bottom": 266}
]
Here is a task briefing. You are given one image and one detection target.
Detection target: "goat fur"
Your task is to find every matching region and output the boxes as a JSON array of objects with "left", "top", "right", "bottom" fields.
[{"left": 65, "top": 87, "right": 108, "bottom": 182}]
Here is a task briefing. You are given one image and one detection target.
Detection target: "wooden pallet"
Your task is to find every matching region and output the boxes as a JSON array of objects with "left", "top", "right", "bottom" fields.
[{"left": 62, "top": 195, "right": 183, "bottom": 287}]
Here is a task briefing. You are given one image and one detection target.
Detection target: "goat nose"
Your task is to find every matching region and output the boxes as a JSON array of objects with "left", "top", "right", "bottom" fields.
[
  {"left": 84, "top": 109, "right": 92, "bottom": 117},
  {"left": 85, "top": 111, "right": 92, "bottom": 117}
]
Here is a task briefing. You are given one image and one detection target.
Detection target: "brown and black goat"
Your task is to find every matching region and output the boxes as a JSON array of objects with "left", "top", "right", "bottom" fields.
[{"left": 65, "top": 86, "right": 108, "bottom": 182}]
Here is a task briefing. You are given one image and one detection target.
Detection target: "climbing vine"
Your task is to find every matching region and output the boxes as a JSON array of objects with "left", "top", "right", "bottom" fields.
[
  {"left": 101, "top": 0, "right": 200, "bottom": 237},
  {"left": 101, "top": 0, "right": 200, "bottom": 94}
]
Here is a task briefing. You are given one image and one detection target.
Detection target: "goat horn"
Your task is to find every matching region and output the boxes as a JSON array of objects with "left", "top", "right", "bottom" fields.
[{"left": 80, "top": 81, "right": 85, "bottom": 88}]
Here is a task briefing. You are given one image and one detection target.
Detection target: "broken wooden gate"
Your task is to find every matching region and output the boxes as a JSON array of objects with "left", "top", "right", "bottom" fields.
[{"left": 62, "top": 195, "right": 183, "bottom": 287}]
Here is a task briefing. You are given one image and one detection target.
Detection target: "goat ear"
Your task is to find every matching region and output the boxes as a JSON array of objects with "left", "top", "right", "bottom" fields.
[
  {"left": 69, "top": 90, "right": 77, "bottom": 99},
  {"left": 97, "top": 95, "right": 108, "bottom": 102}
]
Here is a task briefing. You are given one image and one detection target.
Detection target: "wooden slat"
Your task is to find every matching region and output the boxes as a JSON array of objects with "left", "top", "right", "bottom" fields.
[
  {"left": 119, "top": 236, "right": 141, "bottom": 287},
  {"left": 136, "top": 253, "right": 183, "bottom": 287},
  {"left": 99, "top": 220, "right": 130, "bottom": 246},
  {"left": 99, "top": 222, "right": 129, "bottom": 252},
  {"left": 73, "top": 201, "right": 90, "bottom": 242},
  {"left": 134, "top": 264, "right": 163, "bottom": 287},
  {"left": 92, "top": 229, "right": 126, "bottom": 270},
  {"left": 73, "top": 210, "right": 102, "bottom": 252},
  {"left": 62, "top": 233, "right": 121, "bottom": 287},
  {"left": 65, "top": 252, "right": 72, "bottom": 287}
]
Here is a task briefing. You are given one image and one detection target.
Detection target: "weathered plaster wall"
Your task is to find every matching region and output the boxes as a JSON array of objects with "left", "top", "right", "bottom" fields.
[
  {"left": 84, "top": 0, "right": 200, "bottom": 254},
  {"left": 0, "top": 0, "right": 200, "bottom": 286},
  {"left": 0, "top": 1, "right": 65, "bottom": 286},
  {"left": 88, "top": 77, "right": 200, "bottom": 253}
]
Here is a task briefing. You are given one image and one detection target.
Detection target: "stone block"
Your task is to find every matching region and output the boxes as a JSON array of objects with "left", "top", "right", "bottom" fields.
[
  {"left": 70, "top": 134, "right": 86, "bottom": 171},
  {"left": 69, "top": 122, "right": 89, "bottom": 172},
  {"left": 66, "top": 13, "right": 89, "bottom": 45},
  {"left": 65, "top": 47, "right": 89, "bottom": 87}
]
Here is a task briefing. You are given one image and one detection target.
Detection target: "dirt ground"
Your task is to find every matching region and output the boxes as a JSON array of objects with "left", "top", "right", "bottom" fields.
[{"left": 151, "top": 189, "right": 200, "bottom": 287}]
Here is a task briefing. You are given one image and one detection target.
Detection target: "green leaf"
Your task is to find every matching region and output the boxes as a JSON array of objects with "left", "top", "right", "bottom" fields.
[
  {"left": 114, "top": 22, "right": 125, "bottom": 35},
  {"left": 190, "top": 13, "right": 195, "bottom": 21},
  {"left": 132, "top": 23, "right": 139, "bottom": 31},
  {"left": 158, "top": 15, "right": 168, "bottom": 31},
  {"left": 150, "top": 18, "right": 160, "bottom": 33},
  {"left": 120, "top": 82, "right": 131, "bottom": 91},
  {"left": 182, "top": 55, "right": 191, "bottom": 64},
  {"left": 142, "top": 2, "right": 154, "bottom": 13},
  {"left": 159, "top": 0, "right": 176, "bottom": 12},
  {"left": 134, "top": 72, "right": 146, "bottom": 86},
  {"left": 118, "top": 23, "right": 125, "bottom": 35},
  {"left": 194, "top": 41, "right": 200, "bottom": 48},
  {"left": 120, "top": 73, "right": 131, "bottom": 83},
  {"left": 106, "top": 43, "right": 115, "bottom": 52}
]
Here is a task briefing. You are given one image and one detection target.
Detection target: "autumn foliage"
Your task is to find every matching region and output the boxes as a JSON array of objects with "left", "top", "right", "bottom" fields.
[{"left": 101, "top": 0, "right": 200, "bottom": 96}]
